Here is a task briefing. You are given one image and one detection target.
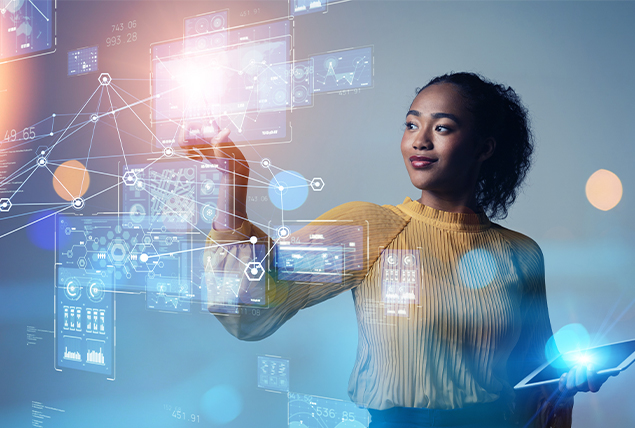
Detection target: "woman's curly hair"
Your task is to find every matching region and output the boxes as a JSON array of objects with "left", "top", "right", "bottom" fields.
[{"left": 417, "top": 72, "right": 534, "bottom": 220}]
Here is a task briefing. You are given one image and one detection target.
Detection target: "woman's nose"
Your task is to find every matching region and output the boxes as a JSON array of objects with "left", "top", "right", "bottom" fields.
[{"left": 412, "top": 130, "right": 433, "bottom": 150}]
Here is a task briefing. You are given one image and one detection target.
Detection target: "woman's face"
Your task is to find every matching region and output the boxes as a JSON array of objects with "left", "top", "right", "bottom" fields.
[{"left": 400, "top": 83, "right": 493, "bottom": 201}]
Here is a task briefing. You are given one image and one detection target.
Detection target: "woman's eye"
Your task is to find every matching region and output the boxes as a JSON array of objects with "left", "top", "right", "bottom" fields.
[
  {"left": 405, "top": 121, "right": 418, "bottom": 130},
  {"left": 435, "top": 125, "right": 451, "bottom": 132}
]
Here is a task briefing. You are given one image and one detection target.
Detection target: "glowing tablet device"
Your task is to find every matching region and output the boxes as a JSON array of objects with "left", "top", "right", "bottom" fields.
[{"left": 515, "top": 338, "right": 635, "bottom": 389}]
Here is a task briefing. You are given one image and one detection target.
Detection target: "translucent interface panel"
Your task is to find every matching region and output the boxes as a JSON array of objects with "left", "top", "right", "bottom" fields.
[
  {"left": 291, "top": 59, "right": 314, "bottom": 107},
  {"left": 57, "top": 214, "right": 191, "bottom": 314},
  {"left": 122, "top": 158, "right": 224, "bottom": 233},
  {"left": 67, "top": 45, "right": 98, "bottom": 76},
  {"left": 290, "top": 0, "right": 326, "bottom": 17},
  {"left": 199, "top": 243, "right": 270, "bottom": 314},
  {"left": 184, "top": 10, "right": 227, "bottom": 37},
  {"left": 56, "top": 217, "right": 115, "bottom": 376},
  {"left": 288, "top": 392, "right": 370, "bottom": 428},
  {"left": 258, "top": 355, "right": 289, "bottom": 392},
  {"left": 311, "top": 47, "right": 372, "bottom": 93},
  {"left": 0, "top": 0, "right": 54, "bottom": 63},
  {"left": 273, "top": 223, "right": 365, "bottom": 284},
  {"left": 151, "top": 20, "right": 291, "bottom": 147},
  {"left": 379, "top": 249, "right": 420, "bottom": 318}
]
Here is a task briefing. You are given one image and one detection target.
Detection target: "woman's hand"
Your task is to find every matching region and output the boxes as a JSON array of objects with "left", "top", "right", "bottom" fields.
[
  {"left": 179, "top": 128, "right": 250, "bottom": 230},
  {"left": 558, "top": 364, "right": 617, "bottom": 395}
]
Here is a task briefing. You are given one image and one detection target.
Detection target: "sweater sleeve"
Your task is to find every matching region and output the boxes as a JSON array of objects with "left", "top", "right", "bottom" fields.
[
  {"left": 499, "top": 227, "right": 574, "bottom": 427},
  {"left": 204, "top": 201, "right": 410, "bottom": 341}
]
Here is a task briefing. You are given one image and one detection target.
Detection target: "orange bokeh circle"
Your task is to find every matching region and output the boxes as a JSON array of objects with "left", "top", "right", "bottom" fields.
[
  {"left": 52, "top": 160, "right": 90, "bottom": 201},
  {"left": 585, "top": 169, "right": 622, "bottom": 211}
]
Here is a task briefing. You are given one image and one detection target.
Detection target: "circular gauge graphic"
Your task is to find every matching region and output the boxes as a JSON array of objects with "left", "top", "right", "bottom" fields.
[
  {"left": 64, "top": 278, "right": 82, "bottom": 301},
  {"left": 134, "top": 179, "right": 144, "bottom": 191},
  {"left": 129, "top": 203, "right": 146, "bottom": 224},
  {"left": 293, "top": 65, "right": 307, "bottom": 81},
  {"left": 196, "top": 36, "right": 208, "bottom": 51},
  {"left": 211, "top": 33, "right": 226, "bottom": 48},
  {"left": 201, "top": 179, "right": 215, "bottom": 195},
  {"left": 185, "top": 167, "right": 196, "bottom": 180},
  {"left": 211, "top": 15, "right": 225, "bottom": 30},
  {"left": 195, "top": 17, "right": 209, "bottom": 34},
  {"left": 201, "top": 203, "right": 217, "bottom": 223},
  {"left": 323, "top": 56, "right": 338, "bottom": 71},
  {"left": 403, "top": 254, "right": 416, "bottom": 266},
  {"left": 385, "top": 253, "right": 398, "bottom": 265},
  {"left": 274, "top": 89, "right": 288, "bottom": 105},
  {"left": 87, "top": 279, "right": 106, "bottom": 303},
  {"left": 293, "top": 86, "right": 309, "bottom": 104}
]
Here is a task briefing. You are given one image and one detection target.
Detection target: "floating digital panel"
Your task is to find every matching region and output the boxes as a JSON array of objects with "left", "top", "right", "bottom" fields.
[
  {"left": 151, "top": 20, "right": 291, "bottom": 148},
  {"left": 380, "top": 249, "right": 420, "bottom": 318},
  {"left": 122, "top": 158, "right": 224, "bottom": 233},
  {"left": 197, "top": 239, "right": 270, "bottom": 314},
  {"left": 288, "top": 392, "right": 369, "bottom": 428},
  {"left": 56, "top": 216, "right": 115, "bottom": 376},
  {"left": 67, "top": 45, "right": 98, "bottom": 76},
  {"left": 0, "top": 0, "right": 55, "bottom": 63},
  {"left": 184, "top": 10, "right": 228, "bottom": 54},
  {"left": 312, "top": 47, "right": 372, "bottom": 93},
  {"left": 258, "top": 356, "right": 289, "bottom": 392},
  {"left": 291, "top": 59, "right": 314, "bottom": 107},
  {"left": 184, "top": 10, "right": 227, "bottom": 37},
  {"left": 57, "top": 214, "right": 192, "bottom": 314},
  {"left": 290, "top": 0, "right": 326, "bottom": 16},
  {"left": 272, "top": 222, "right": 365, "bottom": 284}
]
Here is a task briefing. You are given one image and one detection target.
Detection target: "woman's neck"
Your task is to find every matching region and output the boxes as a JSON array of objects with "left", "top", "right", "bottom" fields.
[{"left": 417, "top": 190, "right": 480, "bottom": 214}]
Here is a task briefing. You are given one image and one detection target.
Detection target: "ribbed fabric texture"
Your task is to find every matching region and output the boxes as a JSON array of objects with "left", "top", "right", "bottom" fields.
[{"left": 205, "top": 197, "right": 573, "bottom": 427}]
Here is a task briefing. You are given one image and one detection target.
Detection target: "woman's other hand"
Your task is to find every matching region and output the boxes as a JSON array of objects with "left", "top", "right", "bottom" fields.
[{"left": 558, "top": 364, "right": 617, "bottom": 395}]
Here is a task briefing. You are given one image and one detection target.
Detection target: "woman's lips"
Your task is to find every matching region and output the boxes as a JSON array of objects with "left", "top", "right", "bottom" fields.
[{"left": 409, "top": 156, "right": 437, "bottom": 169}]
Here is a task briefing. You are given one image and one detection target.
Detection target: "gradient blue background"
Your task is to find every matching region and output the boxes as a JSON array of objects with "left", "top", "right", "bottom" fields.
[{"left": 1, "top": 1, "right": 634, "bottom": 426}]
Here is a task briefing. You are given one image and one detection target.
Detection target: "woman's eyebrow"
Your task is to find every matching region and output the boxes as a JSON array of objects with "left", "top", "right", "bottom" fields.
[
  {"left": 431, "top": 112, "right": 461, "bottom": 124},
  {"left": 406, "top": 110, "right": 461, "bottom": 125}
]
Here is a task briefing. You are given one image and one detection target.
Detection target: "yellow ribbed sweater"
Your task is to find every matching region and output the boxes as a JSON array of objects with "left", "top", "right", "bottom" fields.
[{"left": 205, "top": 198, "right": 573, "bottom": 427}]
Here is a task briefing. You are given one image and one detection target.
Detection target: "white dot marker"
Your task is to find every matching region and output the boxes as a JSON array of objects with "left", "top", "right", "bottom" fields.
[
  {"left": 278, "top": 186, "right": 284, "bottom": 192},
  {"left": 250, "top": 236, "right": 257, "bottom": 244},
  {"left": 140, "top": 253, "right": 149, "bottom": 263},
  {"left": 251, "top": 268, "right": 258, "bottom": 275}
]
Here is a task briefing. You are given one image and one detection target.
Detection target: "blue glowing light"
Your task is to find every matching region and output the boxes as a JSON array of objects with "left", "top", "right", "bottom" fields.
[
  {"left": 200, "top": 384, "right": 243, "bottom": 424},
  {"left": 545, "top": 323, "right": 591, "bottom": 368},
  {"left": 457, "top": 248, "right": 498, "bottom": 289},
  {"left": 268, "top": 170, "right": 309, "bottom": 211},
  {"left": 27, "top": 209, "right": 60, "bottom": 251}
]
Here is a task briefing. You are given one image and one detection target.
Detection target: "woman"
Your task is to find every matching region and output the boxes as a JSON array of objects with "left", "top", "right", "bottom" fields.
[{"left": 189, "top": 72, "right": 612, "bottom": 427}]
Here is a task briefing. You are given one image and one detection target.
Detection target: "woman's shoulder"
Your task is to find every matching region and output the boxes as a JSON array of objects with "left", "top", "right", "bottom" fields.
[
  {"left": 315, "top": 199, "right": 412, "bottom": 224},
  {"left": 490, "top": 223, "right": 545, "bottom": 284}
]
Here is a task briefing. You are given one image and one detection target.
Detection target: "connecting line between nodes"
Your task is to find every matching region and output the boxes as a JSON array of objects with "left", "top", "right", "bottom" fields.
[
  {"left": 109, "top": 84, "right": 164, "bottom": 147},
  {"left": 147, "top": 239, "right": 253, "bottom": 260},
  {"left": 49, "top": 85, "right": 102, "bottom": 153},
  {"left": 106, "top": 87, "right": 129, "bottom": 170},
  {"left": 82, "top": 86, "right": 105, "bottom": 194},
  {"left": 0, "top": 204, "right": 70, "bottom": 240}
]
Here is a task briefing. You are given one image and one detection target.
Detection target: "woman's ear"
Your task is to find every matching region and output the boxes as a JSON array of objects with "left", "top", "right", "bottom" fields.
[{"left": 477, "top": 137, "right": 496, "bottom": 162}]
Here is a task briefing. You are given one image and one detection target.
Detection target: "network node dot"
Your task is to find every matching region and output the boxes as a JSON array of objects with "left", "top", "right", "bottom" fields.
[
  {"left": 250, "top": 236, "right": 257, "bottom": 244},
  {"left": 72, "top": 197, "right": 85, "bottom": 210}
]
